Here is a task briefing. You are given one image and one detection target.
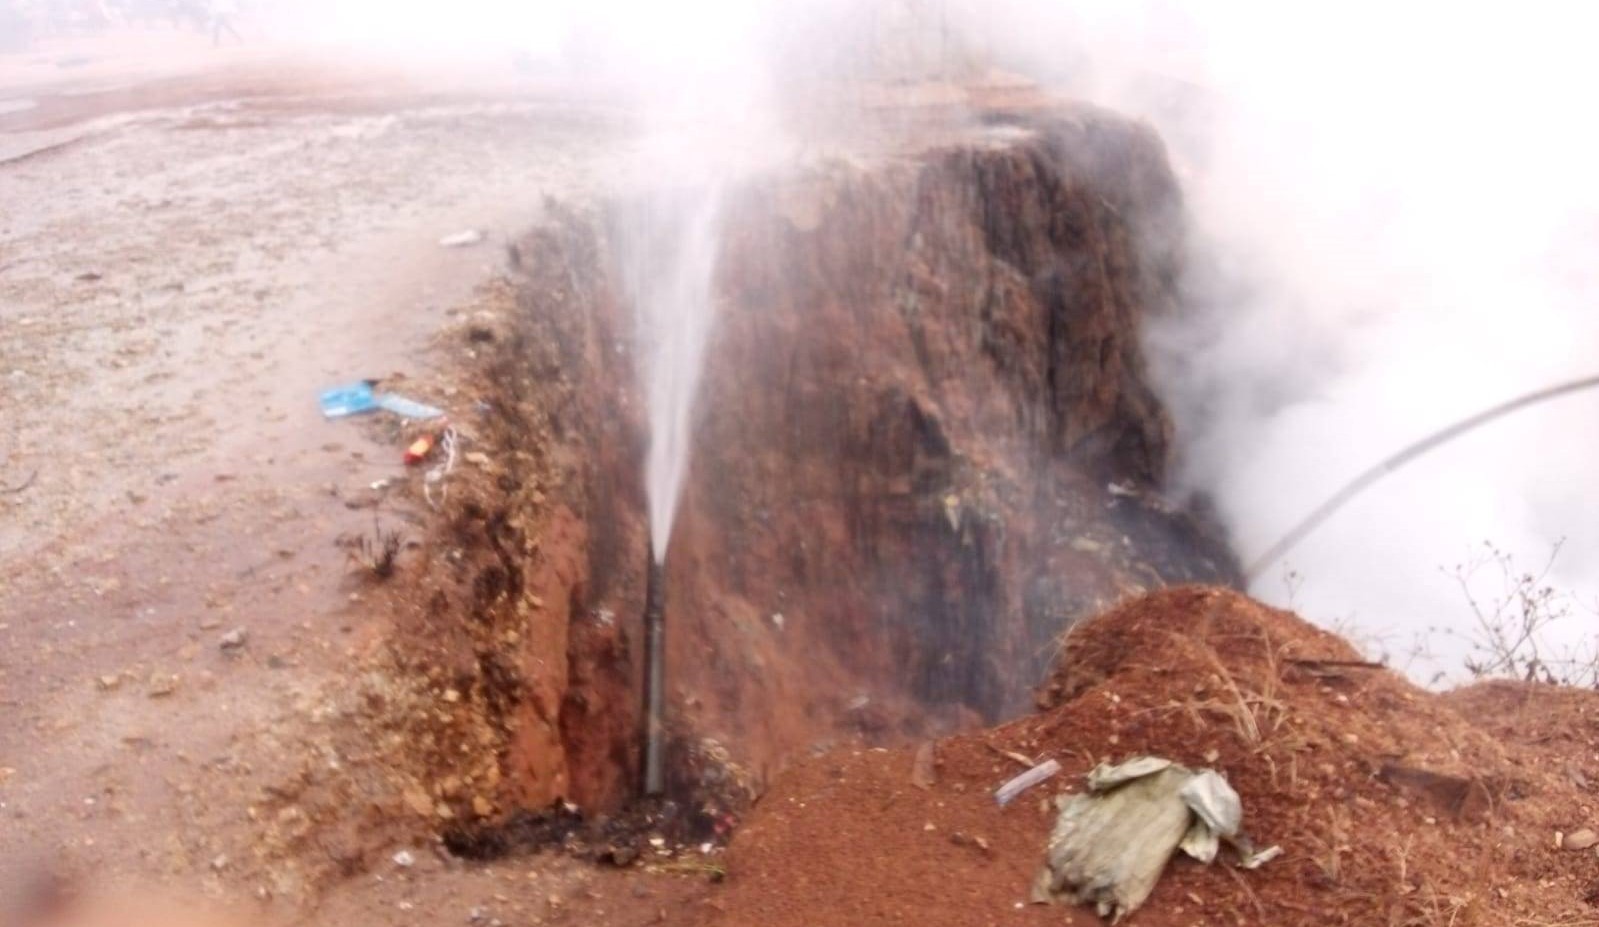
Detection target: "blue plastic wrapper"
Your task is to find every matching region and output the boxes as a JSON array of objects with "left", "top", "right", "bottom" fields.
[{"left": 318, "top": 382, "right": 378, "bottom": 419}]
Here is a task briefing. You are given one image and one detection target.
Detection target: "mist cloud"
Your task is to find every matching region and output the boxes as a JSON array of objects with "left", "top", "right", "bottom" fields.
[{"left": 1003, "top": 1, "right": 1599, "bottom": 679}]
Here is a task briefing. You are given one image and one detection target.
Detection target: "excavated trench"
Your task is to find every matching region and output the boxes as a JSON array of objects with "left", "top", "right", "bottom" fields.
[{"left": 394, "top": 107, "right": 1239, "bottom": 854}]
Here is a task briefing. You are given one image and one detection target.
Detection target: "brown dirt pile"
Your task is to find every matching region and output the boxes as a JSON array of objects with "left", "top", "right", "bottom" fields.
[{"left": 680, "top": 587, "right": 1599, "bottom": 926}]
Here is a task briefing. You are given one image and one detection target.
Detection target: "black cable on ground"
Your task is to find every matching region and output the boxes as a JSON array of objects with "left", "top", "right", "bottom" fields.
[{"left": 1245, "top": 373, "right": 1599, "bottom": 583}]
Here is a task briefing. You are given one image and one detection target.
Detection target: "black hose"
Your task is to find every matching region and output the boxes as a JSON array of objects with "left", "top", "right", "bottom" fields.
[
  {"left": 642, "top": 558, "right": 667, "bottom": 796},
  {"left": 1245, "top": 373, "right": 1599, "bottom": 583}
]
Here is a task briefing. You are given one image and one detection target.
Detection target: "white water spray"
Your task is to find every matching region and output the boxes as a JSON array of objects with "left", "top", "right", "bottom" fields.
[{"left": 620, "top": 187, "right": 725, "bottom": 563}]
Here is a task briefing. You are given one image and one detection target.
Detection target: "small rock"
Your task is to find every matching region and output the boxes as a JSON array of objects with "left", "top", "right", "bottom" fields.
[
  {"left": 147, "top": 674, "right": 179, "bottom": 698},
  {"left": 393, "top": 850, "right": 416, "bottom": 868},
  {"left": 949, "top": 832, "right": 993, "bottom": 857},
  {"left": 199, "top": 617, "right": 222, "bottom": 631},
  {"left": 435, "top": 801, "right": 456, "bottom": 821},
  {"left": 403, "top": 787, "right": 433, "bottom": 817},
  {"left": 464, "top": 451, "right": 492, "bottom": 468},
  {"left": 439, "top": 229, "right": 485, "bottom": 248},
  {"left": 210, "top": 854, "right": 230, "bottom": 872},
  {"left": 219, "top": 629, "right": 248, "bottom": 651},
  {"left": 468, "top": 906, "right": 489, "bottom": 924},
  {"left": 472, "top": 795, "right": 494, "bottom": 818},
  {"left": 97, "top": 674, "right": 121, "bottom": 691},
  {"left": 1563, "top": 828, "right": 1598, "bottom": 851}
]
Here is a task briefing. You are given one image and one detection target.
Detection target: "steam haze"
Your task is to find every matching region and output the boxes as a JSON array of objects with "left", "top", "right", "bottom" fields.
[
  {"left": 278, "top": 0, "right": 1599, "bottom": 678},
  {"left": 1002, "top": 2, "right": 1599, "bottom": 678}
]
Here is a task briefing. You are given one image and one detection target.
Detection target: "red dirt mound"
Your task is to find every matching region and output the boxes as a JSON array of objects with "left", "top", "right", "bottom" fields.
[{"left": 676, "top": 587, "right": 1599, "bottom": 926}]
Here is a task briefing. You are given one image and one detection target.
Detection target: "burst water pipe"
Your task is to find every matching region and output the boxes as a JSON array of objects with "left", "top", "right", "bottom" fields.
[{"left": 641, "top": 557, "right": 667, "bottom": 796}]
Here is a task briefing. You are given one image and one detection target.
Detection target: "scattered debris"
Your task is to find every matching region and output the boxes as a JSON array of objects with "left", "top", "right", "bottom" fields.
[
  {"left": 942, "top": 493, "right": 961, "bottom": 531},
  {"left": 1285, "top": 657, "right": 1385, "bottom": 670},
  {"left": 995, "top": 758, "right": 1060, "bottom": 806},
  {"left": 984, "top": 742, "right": 1038, "bottom": 768},
  {"left": 376, "top": 393, "right": 446, "bottom": 420},
  {"left": 318, "top": 382, "right": 378, "bottom": 419},
  {"left": 439, "top": 229, "right": 485, "bottom": 248},
  {"left": 1286, "top": 657, "right": 1386, "bottom": 680},
  {"left": 949, "top": 832, "right": 993, "bottom": 857},
  {"left": 319, "top": 382, "right": 444, "bottom": 421},
  {"left": 1032, "top": 757, "right": 1277, "bottom": 921},
  {"left": 424, "top": 426, "right": 461, "bottom": 510},
  {"left": 405, "top": 431, "right": 439, "bottom": 465},
  {"left": 911, "top": 741, "right": 938, "bottom": 790}
]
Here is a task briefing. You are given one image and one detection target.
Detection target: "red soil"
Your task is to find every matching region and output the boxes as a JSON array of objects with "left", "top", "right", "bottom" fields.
[{"left": 677, "top": 587, "right": 1599, "bottom": 926}]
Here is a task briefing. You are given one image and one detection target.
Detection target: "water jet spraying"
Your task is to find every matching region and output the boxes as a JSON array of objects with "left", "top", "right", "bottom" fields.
[{"left": 620, "top": 185, "right": 724, "bottom": 796}]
